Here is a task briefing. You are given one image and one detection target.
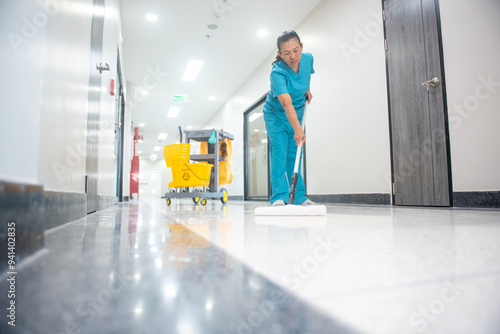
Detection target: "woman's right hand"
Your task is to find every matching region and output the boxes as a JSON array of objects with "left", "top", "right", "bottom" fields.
[{"left": 294, "top": 128, "right": 306, "bottom": 146}]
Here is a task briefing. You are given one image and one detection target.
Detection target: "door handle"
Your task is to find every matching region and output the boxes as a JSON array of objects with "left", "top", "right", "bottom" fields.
[
  {"left": 422, "top": 77, "right": 440, "bottom": 90},
  {"left": 97, "top": 62, "right": 110, "bottom": 73}
]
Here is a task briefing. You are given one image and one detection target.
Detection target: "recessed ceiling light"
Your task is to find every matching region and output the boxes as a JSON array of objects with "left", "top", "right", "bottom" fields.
[
  {"left": 167, "top": 107, "right": 181, "bottom": 118},
  {"left": 150, "top": 154, "right": 158, "bottom": 161},
  {"left": 137, "top": 151, "right": 142, "bottom": 154},
  {"left": 139, "top": 123, "right": 146, "bottom": 127},
  {"left": 158, "top": 133, "right": 168, "bottom": 140},
  {"left": 209, "top": 96, "right": 216, "bottom": 101},
  {"left": 153, "top": 146, "right": 161, "bottom": 152},
  {"left": 187, "top": 126, "right": 193, "bottom": 129},
  {"left": 258, "top": 29, "right": 269, "bottom": 37},
  {"left": 182, "top": 60, "right": 204, "bottom": 82},
  {"left": 146, "top": 14, "right": 158, "bottom": 22}
]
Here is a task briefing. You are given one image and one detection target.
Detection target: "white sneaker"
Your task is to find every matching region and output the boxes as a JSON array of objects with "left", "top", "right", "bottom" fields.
[
  {"left": 272, "top": 200, "right": 285, "bottom": 207},
  {"left": 300, "top": 199, "right": 316, "bottom": 206}
]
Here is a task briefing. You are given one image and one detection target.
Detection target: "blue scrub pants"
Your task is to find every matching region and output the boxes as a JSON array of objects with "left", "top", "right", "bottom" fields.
[{"left": 264, "top": 106, "right": 308, "bottom": 205}]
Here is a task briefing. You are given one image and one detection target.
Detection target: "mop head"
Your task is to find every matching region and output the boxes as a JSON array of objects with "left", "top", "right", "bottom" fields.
[
  {"left": 254, "top": 204, "right": 327, "bottom": 216},
  {"left": 254, "top": 215, "right": 327, "bottom": 227}
]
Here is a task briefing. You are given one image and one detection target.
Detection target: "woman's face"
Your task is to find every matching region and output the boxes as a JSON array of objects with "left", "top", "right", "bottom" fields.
[{"left": 278, "top": 37, "right": 303, "bottom": 70}]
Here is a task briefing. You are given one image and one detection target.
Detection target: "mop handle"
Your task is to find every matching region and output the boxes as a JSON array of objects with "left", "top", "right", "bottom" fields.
[{"left": 293, "top": 101, "right": 308, "bottom": 174}]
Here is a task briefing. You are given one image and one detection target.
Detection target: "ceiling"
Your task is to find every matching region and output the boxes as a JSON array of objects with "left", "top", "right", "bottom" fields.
[{"left": 119, "top": 0, "right": 322, "bottom": 160}]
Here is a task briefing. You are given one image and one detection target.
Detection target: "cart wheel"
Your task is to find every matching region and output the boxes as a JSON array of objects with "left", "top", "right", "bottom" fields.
[
  {"left": 221, "top": 188, "right": 229, "bottom": 204},
  {"left": 200, "top": 199, "right": 207, "bottom": 206},
  {"left": 193, "top": 197, "right": 200, "bottom": 204},
  {"left": 166, "top": 198, "right": 171, "bottom": 206}
]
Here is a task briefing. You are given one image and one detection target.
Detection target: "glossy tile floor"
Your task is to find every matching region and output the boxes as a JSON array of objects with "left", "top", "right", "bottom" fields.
[{"left": 2, "top": 199, "right": 500, "bottom": 334}]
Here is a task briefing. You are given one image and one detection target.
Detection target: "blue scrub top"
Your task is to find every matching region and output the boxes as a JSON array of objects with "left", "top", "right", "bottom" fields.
[{"left": 264, "top": 52, "right": 315, "bottom": 113}]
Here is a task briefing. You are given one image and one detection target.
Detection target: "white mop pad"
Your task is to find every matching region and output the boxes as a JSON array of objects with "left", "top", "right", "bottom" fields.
[
  {"left": 254, "top": 204, "right": 327, "bottom": 216},
  {"left": 254, "top": 215, "right": 327, "bottom": 228}
]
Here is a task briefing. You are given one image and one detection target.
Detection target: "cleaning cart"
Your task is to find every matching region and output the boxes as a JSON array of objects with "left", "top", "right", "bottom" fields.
[{"left": 163, "top": 128, "right": 234, "bottom": 206}]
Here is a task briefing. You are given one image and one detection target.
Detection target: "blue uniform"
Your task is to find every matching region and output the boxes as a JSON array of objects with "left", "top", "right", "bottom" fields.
[{"left": 263, "top": 52, "right": 315, "bottom": 205}]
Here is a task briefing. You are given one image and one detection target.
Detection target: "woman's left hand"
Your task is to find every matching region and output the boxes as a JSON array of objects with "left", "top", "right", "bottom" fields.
[{"left": 305, "top": 90, "right": 313, "bottom": 103}]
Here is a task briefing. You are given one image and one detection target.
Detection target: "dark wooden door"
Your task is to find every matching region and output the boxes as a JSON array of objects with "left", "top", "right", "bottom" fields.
[{"left": 384, "top": 0, "right": 451, "bottom": 206}]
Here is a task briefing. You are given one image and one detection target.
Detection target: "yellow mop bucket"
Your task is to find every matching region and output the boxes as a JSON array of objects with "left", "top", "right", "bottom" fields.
[
  {"left": 169, "top": 162, "right": 213, "bottom": 188},
  {"left": 164, "top": 143, "right": 213, "bottom": 188},
  {"left": 163, "top": 143, "right": 191, "bottom": 167}
]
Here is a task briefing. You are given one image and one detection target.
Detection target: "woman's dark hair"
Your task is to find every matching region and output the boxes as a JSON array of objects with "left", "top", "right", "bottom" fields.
[{"left": 272, "top": 30, "right": 302, "bottom": 65}]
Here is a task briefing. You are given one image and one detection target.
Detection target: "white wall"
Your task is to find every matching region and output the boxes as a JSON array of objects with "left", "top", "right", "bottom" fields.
[
  {"left": 203, "top": 0, "right": 392, "bottom": 197},
  {"left": 0, "top": 0, "right": 126, "bottom": 199},
  {"left": 139, "top": 158, "right": 171, "bottom": 197},
  {"left": 36, "top": 0, "right": 92, "bottom": 192},
  {"left": 0, "top": 0, "right": 50, "bottom": 184},
  {"left": 205, "top": 0, "right": 500, "bottom": 198},
  {"left": 298, "top": 0, "right": 391, "bottom": 195},
  {"left": 440, "top": 0, "right": 500, "bottom": 191}
]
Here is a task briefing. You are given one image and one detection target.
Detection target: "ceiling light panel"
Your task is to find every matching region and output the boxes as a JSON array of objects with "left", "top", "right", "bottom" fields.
[
  {"left": 167, "top": 107, "right": 181, "bottom": 118},
  {"left": 146, "top": 14, "right": 158, "bottom": 22},
  {"left": 182, "top": 60, "right": 204, "bottom": 82},
  {"left": 258, "top": 29, "right": 269, "bottom": 37},
  {"left": 158, "top": 133, "right": 168, "bottom": 140}
]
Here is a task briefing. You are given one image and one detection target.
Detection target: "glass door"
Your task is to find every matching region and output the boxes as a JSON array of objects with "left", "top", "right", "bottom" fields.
[
  {"left": 244, "top": 94, "right": 307, "bottom": 201},
  {"left": 244, "top": 95, "right": 269, "bottom": 200}
]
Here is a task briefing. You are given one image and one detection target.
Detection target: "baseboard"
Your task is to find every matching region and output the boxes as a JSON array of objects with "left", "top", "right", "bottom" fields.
[
  {"left": 308, "top": 193, "right": 391, "bottom": 205},
  {"left": 0, "top": 181, "right": 45, "bottom": 272},
  {"left": 43, "top": 191, "right": 87, "bottom": 230},
  {"left": 228, "top": 195, "right": 244, "bottom": 201},
  {"left": 0, "top": 180, "right": 120, "bottom": 272},
  {"left": 99, "top": 195, "right": 118, "bottom": 210},
  {"left": 453, "top": 191, "right": 500, "bottom": 208}
]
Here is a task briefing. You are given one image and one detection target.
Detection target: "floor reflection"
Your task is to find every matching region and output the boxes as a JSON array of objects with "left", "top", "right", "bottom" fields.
[{"left": 0, "top": 201, "right": 359, "bottom": 334}]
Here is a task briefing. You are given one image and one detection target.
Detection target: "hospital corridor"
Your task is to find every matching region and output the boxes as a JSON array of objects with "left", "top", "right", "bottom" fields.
[{"left": 1, "top": 0, "right": 500, "bottom": 333}]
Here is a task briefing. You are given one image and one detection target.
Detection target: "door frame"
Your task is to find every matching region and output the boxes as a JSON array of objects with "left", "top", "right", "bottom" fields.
[
  {"left": 382, "top": 0, "right": 453, "bottom": 206},
  {"left": 243, "top": 93, "right": 308, "bottom": 201},
  {"left": 115, "top": 48, "right": 125, "bottom": 201},
  {"left": 243, "top": 93, "right": 270, "bottom": 201}
]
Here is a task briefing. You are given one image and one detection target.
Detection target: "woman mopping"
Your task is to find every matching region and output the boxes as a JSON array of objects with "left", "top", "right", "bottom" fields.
[{"left": 263, "top": 30, "right": 316, "bottom": 207}]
